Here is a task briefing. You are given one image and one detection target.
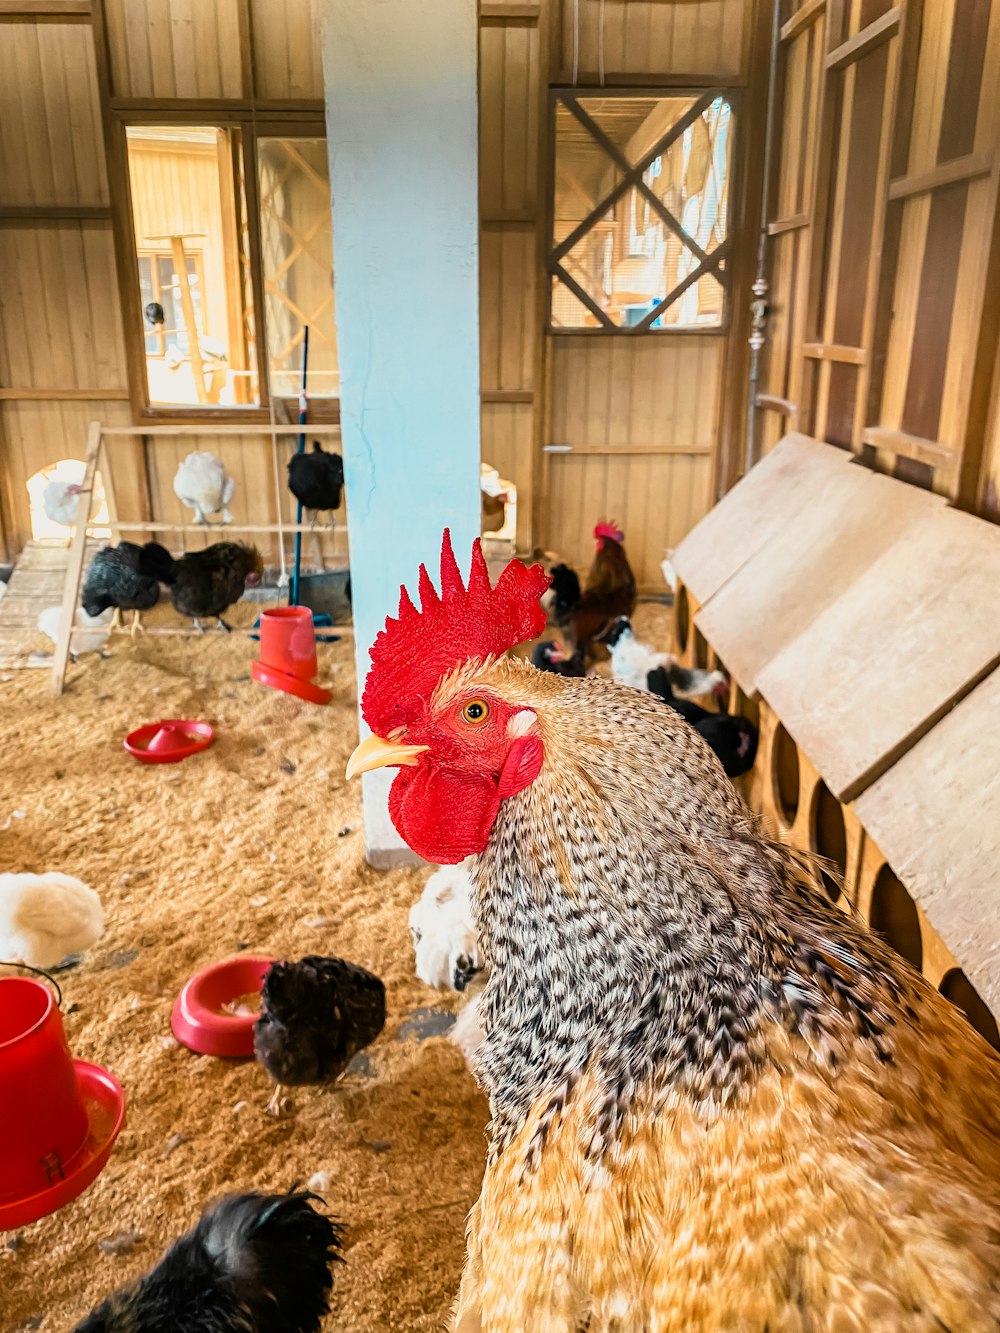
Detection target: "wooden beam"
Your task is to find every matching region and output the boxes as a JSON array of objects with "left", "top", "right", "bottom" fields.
[
  {"left": 826, "top": 7, "right": 901, "bottom": 71},
  {"left": 542, "top": 443, "right": 714, "bottom": 457},
  {"left": 767, "top": 212, "right": 810, "bottom": 236},
  {"left": 780, "top": 0, "right": 825, "bottom": 45},
  {"left": 480, "top": 2, "right": 539, "bottom": 20},
  {"left": 481, "top": 390, "right": 533, "bottom": 403},
  {"left": 101, "top": 423, "right": 342, "bottom": 436},
  {"left": 888, "top": 152, "right": 995, "bottom": 202},
  {"left": 0, "top": 206, "right": 111, "bottom": 221},
  {"left": 0, "top": 0, "right": 89, "bottom": 15},
  {"left": 803, "top": 342, "right": 868, "bottom": 365},
  {"left": 861, "top": 425, "right": 955, "bottom": 464},
  {"left": 88, "top": 520, "right": 348, "bottom": 534},
  {"left": 756, "top": 393, "right": 798, "bottom": 416},
  {"left": 51, "top": 421, "right": 101, "bottom": 696},
  {"left": 0, "top": 389, "right": 129, "bottom": 400}
]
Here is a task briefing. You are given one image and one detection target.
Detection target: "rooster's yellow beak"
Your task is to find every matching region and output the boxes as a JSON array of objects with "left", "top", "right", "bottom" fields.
[{"left": 346, "top": 733, "right": 430, "bottom": 780}]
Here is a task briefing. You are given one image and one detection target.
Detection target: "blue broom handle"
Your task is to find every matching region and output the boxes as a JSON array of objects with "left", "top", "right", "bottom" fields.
[{"left": 291, "top": 325, "right": 310, "bottom": 606}]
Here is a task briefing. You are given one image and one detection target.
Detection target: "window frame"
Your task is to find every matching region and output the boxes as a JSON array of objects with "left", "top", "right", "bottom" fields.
[
  {"left": 546, "top": 86, "right": 738, "bottom": 337},
  {"left": 109, "top": 110, "right": 340, "bottom": 424}
]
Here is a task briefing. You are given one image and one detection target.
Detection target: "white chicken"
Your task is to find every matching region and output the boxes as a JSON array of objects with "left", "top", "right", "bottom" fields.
[
  {"left": 0, "top": 873, "right": 104, "bottom": 969},
  {"left": 43, "top": 480, "right": 83, "bottom": 528},
  {"left": 408, "top": 859, "right": 482, "bottom": 992},
  {"left": 448, "top": 983, "right": 485, "bottom": 1073},
  {"left": 173, "top": 451, "right": 236, "bottom": 525},
  {"left": 605, "top": 615, "right": 727, "bottom": 700},
  {"left": 37, "top": 604, "right": 112, "bottom": 659}
]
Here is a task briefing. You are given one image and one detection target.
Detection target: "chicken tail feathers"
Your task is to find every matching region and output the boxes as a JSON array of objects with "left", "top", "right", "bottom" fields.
[{"left": 138, "top": 541, "right": 178, "bottom": 584}]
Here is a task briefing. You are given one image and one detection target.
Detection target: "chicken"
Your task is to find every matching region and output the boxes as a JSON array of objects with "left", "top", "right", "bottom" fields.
[
  {"left": 73, "top": 1188, "right": 343, "bottom": 1333},
  {"left": 531, "top": 639, "right": 585, "bottom": 678},
  {"left": 603, "top": 615, "right": 728, "bottom": 700},
  {"left": 82, "top": 543, "right": 161, "bottom": 638},
  {"left": 43, "top": 479, "right": 83, "bottom": 527},
  {"left": 139, "top": 541, "right": 263, "bottom": 631},
  {"left": 571, "top": 521, "right": 637, "bottom": 653},
  {"left": 37, "top": 604, "right": 112, "bottom": 660},
  {"left": 542, "top": 562, "right": 581, "bottom": 627},
  {"left": 409, "top": 859, "right": 483, "bottom": 991},
  {"left": 173, "top": 451, "right": 236, "bottom": 525},
  {"left": 287, "top": 441, "right": 344, "bottom": 520},
  {"left": 646, "top": 664, "right": 758, "bottom": 778},
  {"left": 0, "top": 872, "right": 104, "bottom": 969},
  {"left": 449, "top": 982, "right": 486, "bottom": 1074},
  {"left": 347, "top": 531, "right": 1000, "bottom": 1333},
  {"left": 254, "top": 955, "right": 386, "bottom": 1115}
]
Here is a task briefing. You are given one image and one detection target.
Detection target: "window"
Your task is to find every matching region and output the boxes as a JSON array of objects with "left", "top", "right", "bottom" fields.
[
  {"left": 550, "top": 92, "right": 733, "bottom": 331},
  {"left": 126, "top": 126, "right": 259, "bottom": 408}
]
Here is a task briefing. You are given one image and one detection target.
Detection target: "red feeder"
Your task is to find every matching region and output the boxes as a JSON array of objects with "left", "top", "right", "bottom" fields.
[
  {"left": 124, "top": 719, "right": 214, "bottom": 764},
  {"left": 252, "top": 606, "right": 331, "bottom": 705},
  {"left": 0, "top": 978, "right": 125, "bottom": 1229},
  {"left": 171, "top": 955, "right": 277, "bottom": 1058}
]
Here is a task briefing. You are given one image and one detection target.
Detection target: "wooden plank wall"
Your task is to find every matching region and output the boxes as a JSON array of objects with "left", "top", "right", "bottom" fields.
[{"left": 758, "top": 0, "right": 1000, "bottom": 524}]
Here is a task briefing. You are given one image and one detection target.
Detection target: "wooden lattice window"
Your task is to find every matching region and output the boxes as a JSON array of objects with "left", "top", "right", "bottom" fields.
[
  {"left": 257, "top": 137, "right": 338, "bottom": 399},
  {"left": 550, "top": 90, "right": 734, "bottom": 332}
]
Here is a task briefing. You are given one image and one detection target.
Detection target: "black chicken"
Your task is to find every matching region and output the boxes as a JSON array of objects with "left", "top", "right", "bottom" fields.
[
  {"left": 139, "top": 541, "right": 263, "bottom": 631},
  {"left": 647, "top": 665, "right": 758, "bottom": 778},
  {"left": 531, "top": 639, "right": 585, "bottom": 677},
  {"left": 82, "top": 543, "right": 161, "bottom": 638},
  {"left": 546, "top": 562, "right": 581, "bottom": 627},
  {"left": 254, "top": 955, "right": 386, "bottom": 1115},
  {"left": 287, "top": 441, "right": 345, "bottom": 518},
  {"left": 74, "top": 1188, "right": 342, "bottom": 1333},
  {"left": 144, "top": 302, "right": 165, "bottom": 328}
]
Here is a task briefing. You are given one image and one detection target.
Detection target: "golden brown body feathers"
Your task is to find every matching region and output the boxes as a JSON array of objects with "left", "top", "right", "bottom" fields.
[
  {"left": 571, "top": 539, "right": 637, "bottom": 652},
  {"left": 444, "top": 659, "right": 1000, "bottom": 1332}
]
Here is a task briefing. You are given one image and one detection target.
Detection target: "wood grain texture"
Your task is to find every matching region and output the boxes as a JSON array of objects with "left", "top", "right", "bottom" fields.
[
  {"left": 671, "top": 432, "right": 850, "bottom": 605},
  {"left": 0, "top": 21, "right": 108, "bottom": 207},
  {"left": 694, "top": 462, "right": 942, "bottom": 695},
  {"left": 249, "top": 0, "right": 323, "bottom": 100},
  {"left": 557, "top": 0, "right": 747, "bottom": 81},
  {"left": 480, "top": 224, "right": 536, "bottom": 392},
  {"left": 756, "top": 504, "right": 1000, "bottom": 803},
  {"left": 479, "top": 17, "right": 540, "bottom": 217},
  {"left": 855, "top": 668, "right": 1000, "bottom": 1015},
  {"left": 103, "top": 0, "right": 243, "bottom": 99}
]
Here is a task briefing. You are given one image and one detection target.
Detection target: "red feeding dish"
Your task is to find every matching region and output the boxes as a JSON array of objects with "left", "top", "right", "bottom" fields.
[
  {"left": 0, "top": 978, "right": 125, "bottom": 1230},
  {"left": 124, "top": 720, "right": 214, "bottom": 764},
  {"left": 252, "top": 606, "right": 332, "bottom": 705},
  {"left": 171, "top": 955, "right": 277, "bottom": 1058}
]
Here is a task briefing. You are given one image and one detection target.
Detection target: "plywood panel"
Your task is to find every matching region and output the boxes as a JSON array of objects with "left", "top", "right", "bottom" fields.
[
  {"left": 0, "top": 23, "right": 108, "bottom": 208},
  {"left": 104, "top": 0, "right": 244, "bottom": 100},
  {"left": 479, "top": 19, "right": 540, "bottom": 216},
  {"left": 757, "top": 505, "right": 1000, "bottom": 803},
  {"left": 671, "top": 433, "right": 850, "bottom": 604},
  {"left": 250, "top": 0, "right": 323, "bottom": 100},
  {"left": 480, "top": 225, "right": 536, "bottom": 392},
  {"left": 0, "top": 226, "right": 127, "bottom": 392},
  {"left": 545, "top": 449, "right": 713, "bottom": 589},
  {"left": 695, "top": 464, "right": 943, "bottom": 695},
  {"left": 854, "top": 667, "right": 1000, "bottom": 1015},
  {"left": 481, "top": 401, "right": 533, "bottom": 551},
  {"left": 559, "top": 0, "right": 746, "bottom": 79}
]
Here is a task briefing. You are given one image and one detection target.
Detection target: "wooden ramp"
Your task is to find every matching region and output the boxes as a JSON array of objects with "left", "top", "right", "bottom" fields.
[{"left": 0, "top": 541, "right": 77, "bottom": 668}]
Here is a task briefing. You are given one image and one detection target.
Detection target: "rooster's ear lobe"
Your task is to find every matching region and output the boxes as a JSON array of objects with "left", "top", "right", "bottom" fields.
[{"left": 498, "top": 733, "right": 544, "bottom": 800}]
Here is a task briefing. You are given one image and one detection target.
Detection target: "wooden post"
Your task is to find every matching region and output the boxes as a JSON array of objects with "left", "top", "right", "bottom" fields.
[
  {"left": 170, "top": 236, "right": 208, "bottom": 405},
  {"left": 51, "top": 421, "right": 102, "bottom": 697}
]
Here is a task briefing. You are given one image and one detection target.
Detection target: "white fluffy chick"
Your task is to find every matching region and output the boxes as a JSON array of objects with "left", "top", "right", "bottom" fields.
[
  {"left": 43, "top": 480, "right": 83, "bottom": 527},
  {"left": 409, "top": 860, "right": 482, "bottom": 992},
  {"left": 37, "top": 604, "right": 112, "bottom": 659},
  {"left": 606, "top": 616, "right": 727, "bottom": 700},
  {"left": 173, "top": 451, "right": 236, "bottom": 525},
  {"left": 0, "top": 873, "right": 104, "bottom": 969}
]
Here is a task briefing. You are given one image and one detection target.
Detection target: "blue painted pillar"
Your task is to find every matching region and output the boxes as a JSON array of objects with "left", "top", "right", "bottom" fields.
[{"left": 321, "top": 0, "right": 482, "bottom": 866}]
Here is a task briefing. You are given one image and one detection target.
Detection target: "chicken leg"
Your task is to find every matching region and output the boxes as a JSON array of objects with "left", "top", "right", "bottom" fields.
[
  {"left": 109, "top": 607, "right": 123, "bottom": 633},
  {"left": 217, "top": 617, "right": 231, "bottom": 633},
  {"left": 129, "top": 609, "right": 145, "bottom": 640},
  {"left": 265, "top": 1083, "right": 286, "bottom": 1117}
]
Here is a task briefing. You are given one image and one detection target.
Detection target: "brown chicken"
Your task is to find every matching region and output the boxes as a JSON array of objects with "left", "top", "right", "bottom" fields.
[
  {"left": 571, "top": 521, "right": 636, "bottom": 654},
  {"left": 348, "top": 532, "right": 1000, "bottom": 1333}
]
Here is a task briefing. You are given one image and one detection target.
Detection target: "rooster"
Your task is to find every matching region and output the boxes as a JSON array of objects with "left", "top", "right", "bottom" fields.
[
  {"left": 347, "top": 532, "right": 1000, "bottom": 1333},
  {"left": 173, "top": 451, "right": 236, "bottom": 525},
  {"left": 139, "top": 541, "right": 263, "bottom": 631},
  {"left": 287, "top": 441, "right": 344, "bottom": 521},
  {"left": 602, "top": 616, "right": 729, "bottom": 700},
  {"left": 571, "top": 521, "right": 636, "bottom": 654},
  {"left": 74, "top": 1189, "right": 342, "bottom": 1333}
]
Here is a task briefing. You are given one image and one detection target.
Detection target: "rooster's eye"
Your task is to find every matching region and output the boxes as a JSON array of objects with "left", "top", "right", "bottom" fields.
[{"left": 461, "top": 700, "right": 490, "bottom": 726}]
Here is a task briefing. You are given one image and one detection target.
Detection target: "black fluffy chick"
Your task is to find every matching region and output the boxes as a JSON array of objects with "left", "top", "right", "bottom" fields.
[
  {"left": 531, "top": 639, "right": 585, "bottom": 677},
  {"left": 647, "top": 666, "right": 759, "bottom": 778},
  {"left": 74, "top": 1188, "right": 343, "bottom": 1333},
  {"left": 254, "top": 955, "right": 386, "bottom": 1114},
  {"left": 287, "top": 441, "right": 345, "bottom": 515},
  {"left": 139, "top": 540, "right": 263, "bottom": 631},
  {"left": 82, "top": 543, "right": 161, "bottom": 635},
  {"left": 547, "top": 562, "right": 581, "bottom": 626}
]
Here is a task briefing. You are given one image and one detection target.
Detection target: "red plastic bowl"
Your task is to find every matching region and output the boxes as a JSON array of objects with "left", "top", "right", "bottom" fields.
[
  {"left": 251, "top": 659, "right": 331, "bottom": 705},
  {"left": 171, "top": 956, "right": 277, "bottom": 1058},
  {"left": 124, "top": 720, "right": 214, "bottom": 764}
]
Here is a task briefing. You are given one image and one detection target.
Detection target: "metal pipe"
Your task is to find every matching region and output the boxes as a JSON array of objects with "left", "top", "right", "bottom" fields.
[
  {"left": 745, "top": 0, "right": 784, "bottom": 477},
  {"left": 291, "top": 325, "right": 310, "bottom": 606}
]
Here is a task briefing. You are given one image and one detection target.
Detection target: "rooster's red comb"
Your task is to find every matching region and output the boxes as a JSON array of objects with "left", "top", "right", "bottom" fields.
[
  {"left": 594, "top": 520, "right": 624, "bottom": 544},
  {"left": 361, "top": 530, "right": 550, "bottom": 733}
]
